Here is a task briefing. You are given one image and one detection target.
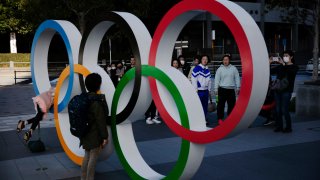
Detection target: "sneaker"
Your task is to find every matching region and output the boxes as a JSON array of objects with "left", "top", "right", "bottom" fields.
[
  {"left": 263, "top": 120, "right": 276, "bottom": 126},
  {"left": 263, "top": 121, "right": 274, "bottom": 126},
  {"left": 146, "top": 117, "right": 154, "bottom": 125},
  {"left": 152, "top": 118, "right": 161, "bottom": 124}
]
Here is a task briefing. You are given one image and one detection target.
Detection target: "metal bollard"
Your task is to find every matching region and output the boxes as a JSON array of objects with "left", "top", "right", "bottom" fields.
[{"left": 14, "top": 70, "right": 16, "bottom": 84}]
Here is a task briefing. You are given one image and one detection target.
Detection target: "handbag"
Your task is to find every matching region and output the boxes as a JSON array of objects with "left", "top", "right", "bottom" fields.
[
  {"left": 28, "top": 139, "right": 45, "bottom": 153},
  {"left": 208, "top": 94, "right": 216, "bottom": 112},
  {"left": 27, "top": 123, "right": 46, "bottom": 153},
  {"left": 271, "top": 77, "right": 289, "bottom": 92}
]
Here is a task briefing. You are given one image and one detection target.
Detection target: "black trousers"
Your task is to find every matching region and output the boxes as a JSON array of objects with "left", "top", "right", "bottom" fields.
[
  {"left": 145, "top": 101, "right": 156, "bottom": 119},
  {"left": 26, "top": 104, "right": 44, "bottom": 130},
  {"left": 217, "top": 87, "right": 236, "bottom": 120}
]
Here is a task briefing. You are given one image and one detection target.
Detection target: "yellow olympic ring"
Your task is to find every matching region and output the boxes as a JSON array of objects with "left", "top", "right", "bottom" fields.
[{"left": 54, "top": 64, "right": 91, "bottom": 165}]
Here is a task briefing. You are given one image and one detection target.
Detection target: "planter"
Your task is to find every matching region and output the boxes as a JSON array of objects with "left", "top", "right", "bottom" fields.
[{"left": 296, "top": 84, "right": 320, "bottom": 118}]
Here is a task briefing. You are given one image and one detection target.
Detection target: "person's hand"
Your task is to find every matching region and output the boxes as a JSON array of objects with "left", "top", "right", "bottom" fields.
[
  {"left": 101, "top": 139, "right": 108, "bottom": 149},
  {"left": 235, "top": 89, "right": 240, "bottom": 95},
  {"left": 214, "top": 90, "right": 218, "bottom": 96},
  {"left": 278, "top": 57, "right": 285, "bottom": 65}
]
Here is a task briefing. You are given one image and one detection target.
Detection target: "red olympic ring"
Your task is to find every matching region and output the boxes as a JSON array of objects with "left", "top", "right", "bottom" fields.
[
  {"left": 261, "top": 101, "right": 276, "bottom": 111},
  {"left": 149, "top": 0, "right": 254, "bottom": 144}
]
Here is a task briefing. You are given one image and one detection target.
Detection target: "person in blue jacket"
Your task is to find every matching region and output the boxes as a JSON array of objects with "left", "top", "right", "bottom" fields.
[{"left": 191, "top": 55, "right": 212, "bottom": 125}]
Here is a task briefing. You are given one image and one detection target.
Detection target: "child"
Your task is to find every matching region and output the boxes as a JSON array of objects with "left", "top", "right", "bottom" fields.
[
  {"left": 80, "top": 73, "right": 108, "bottom": 180},
  {"left": 16, "top": 87, "right": 55, "bottom": 142}
]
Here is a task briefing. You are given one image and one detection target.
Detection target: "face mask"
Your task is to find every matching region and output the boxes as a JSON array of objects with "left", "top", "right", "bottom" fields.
[
  {"left": 111, "top": 67, "right": 116, "bottom": 70},
  {"left": 180, "top": 60, "right": 185, "bottom": 65},
  {"left": 283, "top": 57, "right": 290, "bottom": 63},
  {"left": 107, "top": 67, "right": 111, "bottom": 71}
]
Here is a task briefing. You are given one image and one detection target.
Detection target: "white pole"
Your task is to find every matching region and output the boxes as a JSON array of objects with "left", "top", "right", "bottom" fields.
[{"left": 109, "top": 38, "right": 112, "bottom": 65}]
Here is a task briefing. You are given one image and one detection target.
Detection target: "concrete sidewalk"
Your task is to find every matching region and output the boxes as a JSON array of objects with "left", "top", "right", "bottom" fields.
[
  {"left": 1, "top": 84, "right": 320, "bottom": 179},
  {"left": 0, "top": 117, "right": 319, "bottom": 180}
]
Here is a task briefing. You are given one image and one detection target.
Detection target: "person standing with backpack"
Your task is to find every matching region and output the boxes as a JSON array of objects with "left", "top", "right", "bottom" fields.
[{"left": 80, "top": 73, "right": 109, "bottom": 180}]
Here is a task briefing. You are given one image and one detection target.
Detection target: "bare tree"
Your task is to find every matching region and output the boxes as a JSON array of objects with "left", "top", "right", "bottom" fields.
[{"left": 63, "top": 0, "right": 113, "bottom": 35}]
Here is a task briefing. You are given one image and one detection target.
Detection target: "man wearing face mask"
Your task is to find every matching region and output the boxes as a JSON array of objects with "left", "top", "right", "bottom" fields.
[
  {"left": 178, "top": 55, "right": 190, "bottom": 77},
  {"left": 271, "top": 50, "right": 299, "bottom": 133}
]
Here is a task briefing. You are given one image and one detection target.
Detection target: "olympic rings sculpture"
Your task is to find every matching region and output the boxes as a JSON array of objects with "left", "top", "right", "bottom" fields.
[{"left": 30, "top": 0, "right": 269, "bottom": 179}]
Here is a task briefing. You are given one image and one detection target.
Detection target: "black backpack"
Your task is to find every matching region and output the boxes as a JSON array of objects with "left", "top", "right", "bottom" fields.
[{"left": 68, "top": 93, "right": 91, "bottom": 138}]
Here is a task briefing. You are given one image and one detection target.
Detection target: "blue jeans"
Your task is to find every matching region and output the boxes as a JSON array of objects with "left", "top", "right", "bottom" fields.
[
  {"left": 198, "top": 90, "right": 209, "bottom": 118},
  {"left": 274, "top": 92, "right": 292, "bottom": 129}
]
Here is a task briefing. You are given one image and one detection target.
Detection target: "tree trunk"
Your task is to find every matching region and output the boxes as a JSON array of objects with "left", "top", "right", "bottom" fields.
[
  {"left": 312, "top": 0, "right": 319, "bottom": 81},
  {"left": 78, "top": 12, "right": 86, "bottom": 35},
  {"left": 260, "top": 0, "right": 265, "bottom": 36},
  {"left": 293, "top": 0, "right": 299, "bottom": 51}
]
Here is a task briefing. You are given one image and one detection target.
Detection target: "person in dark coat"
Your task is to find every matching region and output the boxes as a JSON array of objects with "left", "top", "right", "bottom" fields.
[
  {"left": 81, "top": 73, "right": 109, "bottom": 180},
  {"left": 271, "top": 50, "right": 299, "bottom": 133}
]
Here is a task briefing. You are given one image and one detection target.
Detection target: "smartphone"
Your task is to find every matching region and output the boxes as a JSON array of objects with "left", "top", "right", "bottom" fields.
[{"left": 272, "top": 57, "right": 279, "bottom": 62}]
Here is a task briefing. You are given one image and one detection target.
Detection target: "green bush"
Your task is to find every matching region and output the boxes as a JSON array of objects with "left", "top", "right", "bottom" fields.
[
  {"left": 0, "top": 53, "right": 30, "bottom": 62},
  {"left": 0, "top": 53, "right": 30, "bottom": 67}
]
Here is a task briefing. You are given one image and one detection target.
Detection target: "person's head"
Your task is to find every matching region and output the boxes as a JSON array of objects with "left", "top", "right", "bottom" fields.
[
  {"left": 193, "top": 56, "right": 200, "bottom": 66},
  {"left": 171, "top": 59, "right": 181, "bottom": 69},
  {"left": 117, "top": 61, "right": 123, "bottom": 69},
  {"left": 222, "top": 54, "right": 231, "bottom": 66},
  {"left": 200, "top": 55, "right": 210, "bottom": 66},
  {"left": 85, "top": 73, "right": 102, "bottom": 93},
  {"left": 111, "top": 63, "right": 116, "bottom": 69},
  {"left": 283, "top": 50, "right": 295, "bottom": 64},
  {"left": 106, "top": 64, "right": 111, "bottom": 71},
  {"left": 178, "top": 55, "right": 185, "bottom": 66},
  {"left": 130, "top": 56, "right": 136, "bottom": 66}
]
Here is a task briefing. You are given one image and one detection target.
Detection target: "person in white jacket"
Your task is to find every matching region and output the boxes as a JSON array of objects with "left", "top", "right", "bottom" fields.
[{"left": 214, "top": 54, "right": 240, "bottom": 121}]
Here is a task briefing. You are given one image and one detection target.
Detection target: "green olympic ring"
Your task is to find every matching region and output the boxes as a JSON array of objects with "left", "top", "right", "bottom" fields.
[{"left": 111, "top": 65, "right": 190, "bottom": 179}]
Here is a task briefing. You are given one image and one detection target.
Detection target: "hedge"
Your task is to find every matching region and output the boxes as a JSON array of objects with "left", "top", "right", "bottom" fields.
[{"left": 0, "top": 53, "right": 30, "bottom": 67}]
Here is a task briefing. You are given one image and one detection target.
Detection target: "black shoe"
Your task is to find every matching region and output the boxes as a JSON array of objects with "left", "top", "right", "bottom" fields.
[
  {"left": 16, "top": 120, "right": 25, "bottom": 133},
  {"left": 283, "top": 128, "right": 292, "bottom": 133},
  {"left": 274, "top": 127, "right": 283, "bottom": 132},
  {"left": 23, "top": 131, "right": 32, "bottom": 142}
]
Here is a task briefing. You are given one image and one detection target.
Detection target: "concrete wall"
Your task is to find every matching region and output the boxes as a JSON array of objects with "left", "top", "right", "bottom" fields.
[{"left": 296, "top": 84, "right": 320, "bottom": 118}]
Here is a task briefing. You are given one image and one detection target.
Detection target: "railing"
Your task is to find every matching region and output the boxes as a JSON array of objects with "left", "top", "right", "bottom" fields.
[
  {"left": 13, "top": 68, "right": 64, "bottom": 85},
  {"left": 14, "top": 70, "right": 31, "bottom": 84},
  {"left": 0, "top": 61, "right": 30, "bottom": 68},
  {"left": 0, "top": 61, "right": 70, "bottom": 68}
]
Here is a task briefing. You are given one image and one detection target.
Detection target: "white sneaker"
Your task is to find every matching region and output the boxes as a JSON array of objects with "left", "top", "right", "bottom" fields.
[
  {"left": 146, "top": 117, "right": 154, "bottom": 124},
  {"left": 152, "top": 117, "right": 161, "bottom": 124}
]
